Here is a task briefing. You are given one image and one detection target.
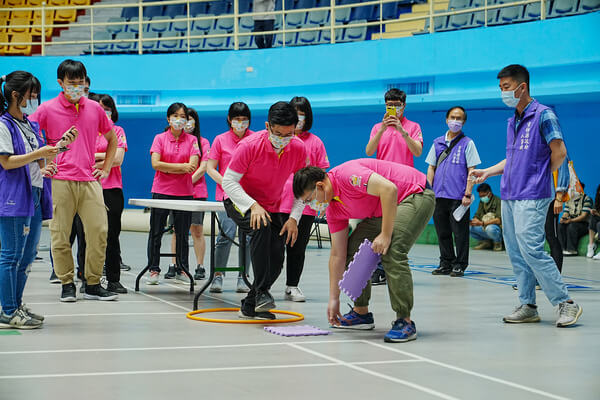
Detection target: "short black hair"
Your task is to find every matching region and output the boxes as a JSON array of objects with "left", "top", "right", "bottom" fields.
[
  {"left": 268, "top": 101, "right": 298, "bottom": 127},
  {"left": 187, "top": 107, "right": 201, "bottom": 141},
  {"left": 167, "top": 102, "right": 187, "bottom": 118},
  {"left": 446, "top": 106, "right": 467, "bottom": 122},
  {"left": 85, "top": 76, "right": 90, "bottom": 85},
  {"left": 99, "top": 94, "right": 119, "bottom": 123},
  {"left": 497, "top": 64, "right": 530, "bottom": 90},
  {"left": 227, "top": 102, "right": 251, "bottom": 127},
  {"left": 293, "top": 166, "right": 326, "bottom": 199},
  {"left": 57, "top": 59, "right": 87, "bottom": 81},
  {"left": 88, "top": 92, "right": 100, "bottom": 102},
  {"left": 477, "top": 183, "right": 491, "bottom": 193},
  {"left": 384, "top": 88, "right": 406, "bottom": 103},
  {"left": 0, "top": 71, "right": 41, "bottom": 113},
  {"left": 290, "top": 96, "right": 313, "bottom": 132}
]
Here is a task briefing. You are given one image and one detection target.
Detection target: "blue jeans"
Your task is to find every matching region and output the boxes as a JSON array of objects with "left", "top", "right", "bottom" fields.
[
  {"left": 0, "top": 187, "right": 43, "bottom": 315},
  {"left": 502, "top": 198, "right": 570, "bottom": 306},
  {"left": 214, "top": 211, "right": 251, "bottom": 276},
  {"left": 470, "top": 224, "right": 503, "bottom": 243}
]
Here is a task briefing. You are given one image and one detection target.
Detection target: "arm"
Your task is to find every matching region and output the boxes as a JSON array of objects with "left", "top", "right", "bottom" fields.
[
  {"left": 151, "top": 153, "right": 190, "bottom": 174},
  {"left": 471, "top": 159, "right": 506, "bottom": 183},
  {"left": 462, "top": 166, "right": 476, "bottom": 206},
  {"left": 427, "top": 165, "right": 436, "bottom": 187},
  {"left": 206, "top": 159, "right": 223, "bottom": 186},
  {"left": 549, "top": 139, "right": 567, "bottom": 172},
  {"left": 366, "top": 173, "right": 398, "bottom": 255},
  {"left": 483, "top": 217, "right": 502, "bottom": 227},
  {"left": 93, "top": 129, "right": 118, "bottom": 179},
  {"left": 222, "top": 168, "right": 271, "bottom": 230},
  {"left": 192, "top": 160, "right": 208, "bottom": 184},
  {"left": 95, "top": 147, "right": 125, "bottom": 169},
  {"left": 0, "top": 146, "right": 58, "bottom": 170},
  {"left": 400, "top": 130, "right": 423, "bottom": 157},
  {"left": 569, "top": 212, "right": 589, "bottom": 223},
  {"left": 327, "top": 227, "right": 349, "bottom": 326},
  {"left": 365, "top": 125, "right": 385, "bottom": 156}
]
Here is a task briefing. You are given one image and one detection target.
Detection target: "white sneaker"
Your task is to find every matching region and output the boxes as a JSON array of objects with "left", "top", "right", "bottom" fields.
[
  {"left": 146, "top": 271, "right": 159, "bottom": 285},
  {"left": 209, "top": 275, "right": 223, "bottom": 293},
  {"left": 236, "top": 276, "right": 250, "bottom": 293},
  {"left": 556, "top": 301, "right": 583, "bottom": 327},
  {"left": 284, "top": 286, "right": 306, "bottom": 302},
  {"left": 586, "top": 244, "right": 596, "bottom": 258},
  {"left": 593, "top": 251, "right": 600, "bottom": 260}
]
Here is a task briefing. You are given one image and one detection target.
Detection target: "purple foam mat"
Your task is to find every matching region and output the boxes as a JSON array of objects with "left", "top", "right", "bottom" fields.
[
  {"left": 338, "top": 238, "right": 381, "bottom": 301},
  {"left": 264, "top": 325, "right": 331, "bottom": 337}
]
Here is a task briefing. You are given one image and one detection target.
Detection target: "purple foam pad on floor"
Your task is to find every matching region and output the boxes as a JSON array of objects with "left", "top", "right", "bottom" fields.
[
  {"left": 338, "top": 238, "right": 381, "bottom": 301},
  {"left": 264, "top": 325, "right": 331, "bottom": 337}
]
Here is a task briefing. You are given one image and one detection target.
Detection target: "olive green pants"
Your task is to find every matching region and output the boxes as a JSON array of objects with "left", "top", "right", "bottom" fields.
[{"left": 350, "top": 189, "right": 435, "bottom": 319}]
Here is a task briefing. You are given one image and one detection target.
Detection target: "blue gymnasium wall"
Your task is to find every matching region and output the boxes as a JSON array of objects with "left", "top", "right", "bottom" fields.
[{"left": 2, "top": 12, "right": 599, "bottom": 206}]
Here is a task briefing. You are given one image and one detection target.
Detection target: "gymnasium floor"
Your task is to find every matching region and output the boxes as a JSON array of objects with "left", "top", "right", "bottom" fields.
[{"left": 1, "top": 229, "right": 598, "bottom": 400}]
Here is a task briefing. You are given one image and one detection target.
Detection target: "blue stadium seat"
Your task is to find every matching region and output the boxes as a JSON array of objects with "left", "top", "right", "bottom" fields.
[
  {"left": 142, "top": 31, "right": 160, "bottom": 52},
  {"left": 149, "top": 15, "right": 171, "bottom": 33},
  {"left": 550, "top": 0, "right": 579, "bottom": 17},
  {"left": 296, "top": 29, "right": 317, "bottom": 45},
  {"left": 113, "top": 31, "right": 137, "bottom": 53},
  {"left": 274, "top": 14, "right": 283, "bottom": 29},
  {"left": 143, "top": 0, "right": 163, "bottom": 19},
  {"left": 381, "top": 1, "right": 398, "bottom": 20},
  {"left": 93, "top": 31, "right": 112, "bottom": 54},
  {"left": 307, "top": 9, "right": 328, "bottom": 25},
  {"left": 448, "top": 11, "right": 472, "bottom": 29},
  {"left": 296, "top": 0, "right": 317, "bottom": 9},
  {"left": 449, "top": 0, "right": 471, "bottom": 9},
  {"left": 216, "top": 16, "right": 234, "bottom": 31},
  {"left": 335, "top": 7, "right": 351, "bottom": 23},
  {"left": 494, "top": 0, "right": 524, "bottom": 24},
  {"left": 421, "top": 16, "right": 448, "bottom": 32},
  {"left": 126, "top": 17, "right": 148, "bottom": 34},
  {"left": 240, "top": 16, "right": 254, "bottom": 30},
  {"left": 165, "top": 4, "right": 186, "bottom": 18},
  {"left": 121, "top": 6, "right": 138, "bottom": 20},
  {"left": 284, "top": 0, "right": 296, "bottom": 10},
  {"left": 205, "top": 28, "right": 228, "bottom": 49},
  {"left": 352, "top": 1, "right": 374, "bottom": 21},
  {"left": 188, "top": 33, "right": 205, "bottom": 50},
  {"left": 193, "top": 14, "right": 215, "bottom": 33},
  {"left": 238, "top": 0, "right": 252, "bottom": 13},
  {"left": 190, "top": 2, "right": 208, "bottom": 16},
  {"left": 207, "top": 1, "right": 229, "bottom": 15},
  {"left": 159, "top": 31, "right": 183, "bottom": 52},
  {"left": 172, "top": 16, "right": 189, "bottom": 32},
  {"left": 471, "top": 0, "right": 498, "bottom": 26},
  {"left": 579, "top": 0, "right": 600, "bottom": 12},
  {"left": 340, "top": 19, "right": 366, "bottom": 41},
  {"left": 285, "top": 11, "right": 305, "bottom": 28},
  {"left": 274, "top": 32, "right": 296, "bottom": 46},
  {"left": 319, "top": 26, "right": 342, "bottom": 43},
  {"left": 522, "top": 1, "right": 550, "bottom": 21},
  {"left": 107, "top": 17, "right": 126, "bottom": 35}
]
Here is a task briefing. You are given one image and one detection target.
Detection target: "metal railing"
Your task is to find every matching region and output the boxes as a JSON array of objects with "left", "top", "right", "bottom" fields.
[{"left": 0, "top": 0, "right": 551, "bottom": 56}]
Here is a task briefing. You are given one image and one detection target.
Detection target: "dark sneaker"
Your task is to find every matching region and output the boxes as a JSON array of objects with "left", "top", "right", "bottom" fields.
[
  {"left": 332, "top": 307, "right": 375, "bottom": 330},
  {"left": 106, "top": 281, "right": 128, "bottom": 294},
  {"left": 450, "top": 267, "right": 465, "bottom": 277},
  {"left": 20, "top": 304, "right": 44, "bottom": 322},
  {"left": 384, "top": 319, "right": 417, "bottom": 343},
  {"left": 84, "top": 284, "right": 118, "bottom": 301},
  {"left": 432, "top": 266, "right": 452, "bottom": 275},
  {"left": 120, "top": 261, "right": 131, "bottom": 271},
  {"left": 371, "top": 268, "right": 387, "bottom": 286},
  {"left": 80, "top": 280, "right": 87, "bottom": 294},
  {"left": 164, "top": 264, "right": 176, "bottom": 279},
  {"left": 255, "top": 291, "right": 276, "bottom": 312},
  {"left": 237, "top": 307, "right": 276, "bottom": 320},
  {"left": 49, "top": 270, "right": 61, "bottom": 284},
  {"left": 0, "top": 309, "right": 42, "bottom": 330},
  {"left": 60, "top": 283, "right": 77, "bottom": 302},
  {"left": 194, "top": 265, "right": 206, "bottom": 280}
]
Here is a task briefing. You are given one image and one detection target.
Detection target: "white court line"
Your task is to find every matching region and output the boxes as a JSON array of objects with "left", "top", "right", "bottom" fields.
[
  {"left": 363, "top": 341, "right": 571, "bottom": 400},
  {"left": 0, "top": 339, "right": 365, "bottom": 356},
  {"left": 43, "top": 312, "right": 182, "bottom": 318},
  {"left": 25, "top": 301, "right": 161, "bottom": 305},
  {"left": 288, "top": 343, "right": 460, "bottom": 400}
]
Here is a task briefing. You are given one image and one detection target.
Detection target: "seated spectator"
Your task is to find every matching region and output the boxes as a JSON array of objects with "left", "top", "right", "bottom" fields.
[
  {"left": 587, "top": 183, "right": 600, "bottom": 259},
  {"left": 559, "top": 183, "right": 593, "bottom": 255},
  {"left": 470, "top": 183, "right": 503, "bottom": 251}
]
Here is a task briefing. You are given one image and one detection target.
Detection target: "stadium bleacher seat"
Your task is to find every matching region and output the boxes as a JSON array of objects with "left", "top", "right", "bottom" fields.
[
  {"left": 9, "top": 17, "right": 31, "bottom": 34},
  {"left": 149, "top": 15, "right": 171, "bottom": 33},
  {"left": 126, "top": 17, "right": 144, "bottom": 33},
  {"left": 472, "top": 0, "right": 497, "bottom": 26},
  {"left": 420, "top": 15, "right": 448, "bottom": 32},
  {"left": 93, "top": 31, "right": 112, "bottom": 53},
  {"left": 522, "top": 1, "right": 550, "bottom": 21},
  {"left": 159, "top": 30, "right": 182, "bottom": 51},
  {"left": 352, "top": 1, "right": 374, "bottom": 21},
  {"left": 164, "top": 3, "right": 186, "bottom": 17},
  {"left": 447, "top": 11, "right": 472, "bottom": 29},
  {"left": 494, "top": 0, "right": 524, "bottom": 24},
  {"left": 319, "top": 26, "right": 342, "bottom": 42},
  {"left": 121, "top": 6, "right": 138, "bottom": 20},
  {"left": 5, "top": 0, "right": 25, "bottom": 6},
  {"left": 208, "top": 1, "right": 228, "bottom": 15},
  {"left": 10, "top": 9, "right": 33, "bottom": 20},
  {"left": 32, "top": 10, "right": 54, "bottom": 37},
  {"left": 579, "top": 0, "right": 600, "bottom": 11},
  {"left": 238, "top": 32, "right": 255, "bottom": 49},
  {"left": 107, "top": 16, "right": 126, "bottom": 34},
  {"left": 307, "top": 9, "right": 328, "bottom": 25},
  {"left": 0, "top": 32, "right": 8, "bottom": 55},
  {"left": 296, "top": 29, "right": 317, "bottom": 45},
  {"left": 188, "top": 32, "right": 205, "bottom": 50},
  {"left": 6, "top": 32, "right": 32, "bottom": 55},
  {"left": 216, "top": 16, "right": 234, "bottom": 31},
  {"left": 205, "top": 28, "right": 228, "bottom": 49},
  {"left": 190, "top": 1, "right": 208, "bottom": 16},
  {"left": 240, "top": 16, "right": 254, "bottom": 30},
  {"left": 172, "top": 16, "right": 189, "bottom": 32},
  {"left": 142, "top": 31, "right": 160, "bottom": 52},
  {"left": 274, "top": 31, "right": 296, "bottom": 46},
  {"left": 549, "top": 0, "right": 579, "bottom": 17},
  {"left": 143, "top": 0, "right": 164, "bottom": 19},
  {"left": 341, "top": 19, "right": 366, "bottom": 41},
  {"left": 26, "top": 0, "right": 44, "bottom": 6},
  {"left": 285, "top": 11, "right": 305, "bottom": 28},
  {"left": 192, "top": 15, "right": 214, "bottom": 33},
  {"left": 113, "top": 31, "right": 136, "bottom": 53},
  {"left": 334, "top": 7, "right": 351, "bottom": 23},
  {"left": 284, "top": 0, "right": 296, "bottom": 10},
  {"left": 381, "top": 1, "right": 399, "bottom": 20},
  {"left": 297, "top": 0, "right": 317, "bottom": 9},
  {"left": 238, "top": 0, "right": 252, "bottom": 13}
]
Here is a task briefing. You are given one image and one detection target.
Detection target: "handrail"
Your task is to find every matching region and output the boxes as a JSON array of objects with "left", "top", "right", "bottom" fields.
[{"left": 0, "top": 0, "right": 557, "bottom": 54}]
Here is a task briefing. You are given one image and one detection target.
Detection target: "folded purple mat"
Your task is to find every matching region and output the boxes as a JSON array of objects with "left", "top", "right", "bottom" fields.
[
  {"left": 338, "top": 238, "right": 381, "bottom": 301},
  {"left": 264, "top": 325, "right": 331, "bottom": 337}
]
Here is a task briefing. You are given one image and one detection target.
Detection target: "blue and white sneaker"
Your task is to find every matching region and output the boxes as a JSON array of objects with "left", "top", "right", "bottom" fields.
[
  {"left": 384, "top": 319, "right": 417, "bottom": 343},
  {"left": 332, "top": 307, "right": 375, "bottom": 330}
]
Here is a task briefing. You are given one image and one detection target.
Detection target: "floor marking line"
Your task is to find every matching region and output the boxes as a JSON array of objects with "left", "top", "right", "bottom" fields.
[
  {"left": 43, "top": 312, "right": 182, "bottom": 318},
  {"left": 24, "top": 301, "right": 161, "bottom": 305},
  {"left": 120, "top": 283, "right": 191, "bottom": 312},
  {"left": 352, "top": 360, "right": 424, "bottom": 366},
  {"left": 363, "top": 341, "right": 572, "bottom": 400},
  {"left": 288, "top": 343, "right": 460, "bottom": 400}
]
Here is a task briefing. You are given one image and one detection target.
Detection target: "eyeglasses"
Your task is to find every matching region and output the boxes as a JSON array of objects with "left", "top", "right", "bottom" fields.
[{"left": 302, "top": 187, "right": 317, "bottom": 205}]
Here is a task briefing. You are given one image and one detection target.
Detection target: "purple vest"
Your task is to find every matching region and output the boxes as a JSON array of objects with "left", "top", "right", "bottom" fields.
[
  {"left": 501, "top": 100, "right": 552, "bottom": 200},
  {"left": 0, "top": 113, "right": 53, "bottom": 219},
  {"left": 432, "top": 133, "right": 471, "bottom": 200}
]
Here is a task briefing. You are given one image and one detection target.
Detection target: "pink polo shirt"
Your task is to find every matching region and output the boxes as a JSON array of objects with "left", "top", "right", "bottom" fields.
[
  {"left": 96, "top": 125, "right": 127, "bottom": 190},
  {"left": 227, "top": 130, "right": 309, "bottom": 213},
  {"left": 30, "top": 93, "right": 113, "bottom": 181},
  {"left": 193, "top": 137, "right": 211, "bottom": 199},
  {"left": 325, "top": 158, "right": 427, "bottom": 233},
  {"left": 208, "top": 129, "right": 254, "bottom": 201},
  {"left": 370, "top": 117, "right": 423, "bottom": 167},
  {"left": 150, "top": 129, "right": 201, "bottom": 196},
  {"left": 279, "top": 131, "right": 329, "bottom": 216}
]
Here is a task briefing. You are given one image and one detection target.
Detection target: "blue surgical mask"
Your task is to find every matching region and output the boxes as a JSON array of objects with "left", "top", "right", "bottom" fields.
[
  {"left": 501, "top": 86, "right": 521, "bottom": 108},
  {"left": 21, "top": 99, "right": 39, "bottom": 116},
  {"left": 481, "top": 195, "right": 491, "bottom": 204}
]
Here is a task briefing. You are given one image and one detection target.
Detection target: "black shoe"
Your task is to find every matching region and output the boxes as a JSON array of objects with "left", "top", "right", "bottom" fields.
[
  {"left": 450, "top": 267, "right": 465, "bottom": 277},
  {"left": 80, "top": 280, "right": 87, "bottom": 294},
  {"left": 371, "top": 268, "right": 387, "bottom": 286},
  {"left": 49, "top": 271, "right": 61, "bottom": 284},
  {"left": 120, "top": 262, "right": 131, "bottom": 271},
  {"left": 255, "top": 291, "right": 275, "bottom": 312},
  {"left": 60, "top": 283, "right": 77, "bottom": 302},
  {"left": 107, "top": 281, "right": 128, "bottom": 294},
  {"left": 194, "top": 266, "right": 206, "bottom": 280},
  {"left": 238, "top": 300, "right": 276, "bottom": 320},
  {"left": 164, "top": 265, "right": 176, "bottom": 279},
  {"left": 84, "top": 284, "right": 118, "bottom": 301},
  {"left": 432, "top": 267, "right": 452, "bottom": 275}
]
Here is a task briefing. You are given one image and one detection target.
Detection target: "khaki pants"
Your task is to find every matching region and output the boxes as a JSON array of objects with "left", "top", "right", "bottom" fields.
[
  {"left": 351, "top": 189, "right": 435, "bottom": 319},
  {"left": 50, "top": 180, "right": 108, "bottom": 285}
]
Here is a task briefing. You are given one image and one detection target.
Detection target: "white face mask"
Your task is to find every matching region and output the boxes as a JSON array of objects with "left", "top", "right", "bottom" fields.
[
  {"left": 395, "top": 105, "right": 404, "bottom": 115},
  {"left": 184, "top": 119, "right": 195, "bottom": 133},
  {"left": 169, "top": 117, "right": 187, "bottom": 131},
  {"left": 308, "top": 198, "right": 328, "bottom": 214},
  {"left": 231, "top": 120, "right": 249, "bottom": 132},
  {"left": 269, "top": 131, "right": 293, "bottom": 151},
  {"left": 296, "top": 115, "right": 306, "bottom": 131},
  {"left": 21, "top": 98, "right": 39, "bottom": 116},
  {"left": 501, "top": 85, "right": 522, "bottom": 108},
  {"left": 63, "top": 84, "right": 84, "bottom": 102}
]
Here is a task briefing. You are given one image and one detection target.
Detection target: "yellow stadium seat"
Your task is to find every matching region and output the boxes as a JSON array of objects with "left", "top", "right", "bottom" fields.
[
  {"left": 32, "top": 10, "right": 53, "bottom": 37},
  {"left": 10, "top": 9, "right": 33, "bottom": 20},
  {"left": 5, "top": 0, "right": 25, "bottom": 6},
  {"left": 48, "top": 0, "right": 68, "bottom": 5},
  {"left": 26, "top": 0, "right": 45, "bottom": 5},
  {"left": 8, "top": 17, "right": 30, "bottom": 34},
  {"left": 6, "top": 32, "right": 32, "bottom": 55},
  {"left": 54, "top": 8, "right": 77, "bottom": 22},
  {"left": 70, "top": 0, "right": 90, "bottom": 5},
  {"left": 0, "top": 32, "right": 8, "bottom": 55}
]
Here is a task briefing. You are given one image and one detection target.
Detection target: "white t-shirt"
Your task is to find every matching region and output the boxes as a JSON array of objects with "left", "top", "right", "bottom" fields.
[{"left": 0, "top": 118, "right": 44, "bottom": 188}]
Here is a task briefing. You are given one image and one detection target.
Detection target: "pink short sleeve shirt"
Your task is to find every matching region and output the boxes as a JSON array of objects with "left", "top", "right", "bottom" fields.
[
  {"left": 97, "top": 125, "right": 127, "bottom": 190},
  {"left": 370, "top": 117, "right": 423, "bottom": 167},
  {"left": 150, "top": 130, "right": 201, "bottom": 196},
  {"left": 30, "top": 93, "right": 113, "bottom": 182},
  {"left": 209, "top": 129, "right": 254, "bottom": 201},
  {"left": 227, "top": 130, "right": 309, "bottom": 213},
  {"left": 325, "top": 158, "right": 427, "bottom": 233}
]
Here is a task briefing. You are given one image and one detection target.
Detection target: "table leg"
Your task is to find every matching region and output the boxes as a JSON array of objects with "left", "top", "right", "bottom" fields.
[
  {"left": 194, "top": 211, "right": 216, "bottom": 310},
  {"left": 135, "top": 265, "right": 150, "bottom": 292}
]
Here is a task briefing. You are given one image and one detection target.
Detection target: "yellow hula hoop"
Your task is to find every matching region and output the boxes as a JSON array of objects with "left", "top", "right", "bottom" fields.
[{"left": 186, "top": 308, "right": 304, "bottom": 324}]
